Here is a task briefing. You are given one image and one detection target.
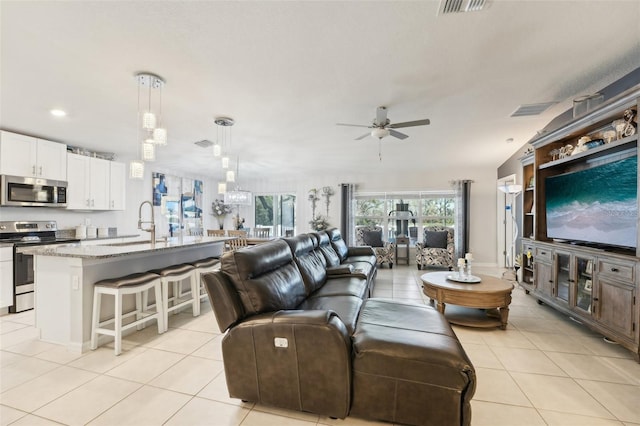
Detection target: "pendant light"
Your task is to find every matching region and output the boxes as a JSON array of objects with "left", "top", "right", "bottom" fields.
[
  {"left": 215, "top": 117, "right": 234, "bottom": 170},
  {"left": 129, "top": 72, "right": 166, "bottom": 179}
]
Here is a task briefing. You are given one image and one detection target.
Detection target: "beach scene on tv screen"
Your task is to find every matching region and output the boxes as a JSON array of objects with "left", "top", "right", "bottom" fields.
[{"left": 546, "top": 155, "right": 638, "bottom": 248}]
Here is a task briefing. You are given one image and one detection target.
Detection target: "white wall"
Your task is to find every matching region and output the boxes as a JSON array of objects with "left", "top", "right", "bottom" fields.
[
  {"left": 0, "top": 155, "right": 499, "bottom": 266},
  {"left": 243, "top": 164, "right": 499, "bottom": 266}
]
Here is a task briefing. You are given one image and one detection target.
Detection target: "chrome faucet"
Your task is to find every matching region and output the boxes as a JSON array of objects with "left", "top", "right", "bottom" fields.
[{"left": 138, "top": 201, "right": 156, "bottom": 244}]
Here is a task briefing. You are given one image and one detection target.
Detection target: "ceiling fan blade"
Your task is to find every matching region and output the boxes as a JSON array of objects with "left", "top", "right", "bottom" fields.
[
  {"left": 375, "top": 106, "right": 388, "bottom": 126},
  {"left": 388, "top": 118, "right": 430, "bottom": 129},
  {"left": 389, "top": 129, "right": 409, "bottom": 140},
  {"left": 336, "top": 123, "right": 371, "bottom": 128},
  {"left": 355, "top": 132, "right": 371, "bottom": 140}
]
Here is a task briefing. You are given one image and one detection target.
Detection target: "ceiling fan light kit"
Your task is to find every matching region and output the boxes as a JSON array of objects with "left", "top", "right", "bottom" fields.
[
  {"left": 371, "top": 127, "right": 390, "bottom": 139},
  {"left": 337, "top": 106, "right": 431, "bottom": 161}
]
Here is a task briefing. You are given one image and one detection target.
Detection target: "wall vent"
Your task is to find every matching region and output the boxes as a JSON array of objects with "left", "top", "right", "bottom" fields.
[
  {"left": 194, "top": 139, "right": 213, "bottom": 148},
  {"left": 510, "top": 102, "right": 557, "bottom": 117},
  {"left": 438, "top": 0, "right": 488, "bottom": 15}
]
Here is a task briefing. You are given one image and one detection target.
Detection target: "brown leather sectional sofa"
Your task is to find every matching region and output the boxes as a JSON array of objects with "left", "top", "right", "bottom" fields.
[{"left": 203, "top": 228, "right": 476, "bottom": 426}]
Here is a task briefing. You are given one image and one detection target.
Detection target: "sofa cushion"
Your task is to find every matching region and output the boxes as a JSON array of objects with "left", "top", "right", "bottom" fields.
[
  {"left": 222, "top": 239, "right": 307, "bottom": 315},
  {"left": 351, "top": 299, "right": 476, "bottom": 426},
  {"left": 310, "top": 276, "right": 369, "bottom": 299},
  {"left": 327, "top": 228, "right": 349, "bottom": 262},
  {"left": 284, "top": 234, "right": 327, "bottom": 295},
  {"left": 297, "top": 295, "right": 363, "bottom": 334},
  {"left": 424, "top": 231, "right": 448, "bottom": 248},
  {"left": 315, "top": 232, "right": 342, "bottom": 267},
  {"left": 362, "top": 231, "right": 383, "bottom": 247}
]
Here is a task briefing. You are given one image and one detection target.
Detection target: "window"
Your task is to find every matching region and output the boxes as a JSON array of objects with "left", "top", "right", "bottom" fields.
[
  {"left": 355, "top": 192, "right": 455, "bottom": 246},
  {"left": 255, "top": 193, "right": 296, "bottom": 237}
]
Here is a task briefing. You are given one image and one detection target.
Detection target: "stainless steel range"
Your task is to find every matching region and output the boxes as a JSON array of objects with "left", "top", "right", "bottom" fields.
[{"left": 0, "top": 221, "right": 78, "bottom": 313}]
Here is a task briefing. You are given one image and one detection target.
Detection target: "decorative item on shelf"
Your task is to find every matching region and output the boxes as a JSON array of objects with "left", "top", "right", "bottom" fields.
[
  {"left": 622, "top": 108, "right": 637, "bottom": 137},
  {"left": 548, "top": 148, "right": 560, "bottom": 161},
  {"left": 612, "top": 118, "right": 627, "bottom": 140},
  {"left": 523, "top": 147, "right": 534, "bottom": 156},
  {"left": 212, "top": 198, "right": 232, "bottom": 229},
  {"left": 129, "top": 72, "right": 167, "bottom": 179},
  {"left": 571, "top": 136, "right": 591, "bottom": 156},
  {"left": 527, "top": 176, "right": 535, "bottom": 189},
  {"left": 558, "top": 144, "right": 573, "bottom": 159},
  {"left": 603, "top": 130, "right": 617, "bottom": 143}
]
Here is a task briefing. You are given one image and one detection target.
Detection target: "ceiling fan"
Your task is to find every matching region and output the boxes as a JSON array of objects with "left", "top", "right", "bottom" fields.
[{"left": 336, "top": 106, "right": 430, "bottom": 141}]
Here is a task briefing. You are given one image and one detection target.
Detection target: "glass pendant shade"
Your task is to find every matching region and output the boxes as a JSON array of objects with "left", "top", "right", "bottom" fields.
[
  {"left": 226, "top": 170, "right": 235, "bottom": 182},
  {"left": 129, "top": 160, "right": 144, "bottom": 179},
  {"left": 153, "top": 127, "right": 167, "bottom": 145},
  {"left": 218, "top": 182, "right": 227, "bottom": 194},
  {"left": 222, "top": 156, "right": 229, "bottom": 169},
  {"left": 142, "top": 141, "right": 156, "bottom": 161},
  {"left": 142, "top": 112, "right": 156, "bottom": 130},
  {"left": 213, "top": 143, "right": 221, "bottom": 157}
]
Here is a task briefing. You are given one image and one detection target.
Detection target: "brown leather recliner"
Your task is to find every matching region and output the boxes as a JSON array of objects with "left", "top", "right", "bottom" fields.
[{"left": 203, "top": 239, "right": 362, "bottom": 418}]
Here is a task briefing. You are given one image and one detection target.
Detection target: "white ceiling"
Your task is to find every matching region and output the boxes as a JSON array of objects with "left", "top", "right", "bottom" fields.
[{"left": 1, "top": 1, "right": 639, "bottom": 182}]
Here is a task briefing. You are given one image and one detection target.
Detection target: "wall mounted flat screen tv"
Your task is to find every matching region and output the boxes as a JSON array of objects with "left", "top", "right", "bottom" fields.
[{"left": 545, "top": 155, "right": 638, "bottom": 249}]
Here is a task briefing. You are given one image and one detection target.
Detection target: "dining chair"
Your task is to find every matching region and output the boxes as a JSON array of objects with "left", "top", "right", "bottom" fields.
[
  {"left": 253, "top": 228, "right": 271, "bottom": 238},
  {"left": 207, "top": 229, "right": 226, "bottom": 237},
  {"left": 228, "top": 230, "right": 248, "bottom": 238}
]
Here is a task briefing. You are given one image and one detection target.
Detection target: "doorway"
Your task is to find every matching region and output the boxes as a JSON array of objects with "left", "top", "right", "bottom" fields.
[{"left": 496, "top": 174, "right": 517, "bottom": 269}]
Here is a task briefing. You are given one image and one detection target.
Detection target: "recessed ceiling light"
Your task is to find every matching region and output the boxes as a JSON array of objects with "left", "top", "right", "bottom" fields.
[
  {"left": 50, "top": 109, "right": 67, "bottom": 117},
  {"left": 506, "top": 138, "right": 514, "bottom": 143}
]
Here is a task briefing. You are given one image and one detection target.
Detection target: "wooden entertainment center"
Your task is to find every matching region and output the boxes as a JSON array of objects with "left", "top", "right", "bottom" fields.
[{"left": 520, "top": 84, "right": 639, "bottom": 360}]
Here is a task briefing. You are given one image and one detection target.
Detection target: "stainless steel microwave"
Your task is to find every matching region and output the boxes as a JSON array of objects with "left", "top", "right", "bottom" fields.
[{"left": 0, "top": 175, "right": 67, "bottom": 207}]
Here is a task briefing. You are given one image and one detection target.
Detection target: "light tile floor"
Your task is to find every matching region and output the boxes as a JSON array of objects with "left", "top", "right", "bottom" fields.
[{"left": 1, "top": 265, "right": 639, "bottom": 426}]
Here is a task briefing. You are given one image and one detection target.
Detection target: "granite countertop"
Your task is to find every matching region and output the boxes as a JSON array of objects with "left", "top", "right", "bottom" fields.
[{"left": 25, "top": 236, "right": 231, "bottom": 259}]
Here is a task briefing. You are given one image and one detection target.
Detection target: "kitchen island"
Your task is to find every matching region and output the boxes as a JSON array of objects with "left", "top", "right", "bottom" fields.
[{"left": 30, "top": 236, "right": 229, "bottom": 352}]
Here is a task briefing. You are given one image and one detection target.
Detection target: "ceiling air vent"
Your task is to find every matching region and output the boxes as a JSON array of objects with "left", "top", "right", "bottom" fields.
[
  {"left": 194, "top": 139, "right": 213, "bottom": 148},
  {"left": 510, "top": 102, "right": 557, "bottom": 117},
  {"left": 438, "top": 0, "right": 488, "bottom": 14}
]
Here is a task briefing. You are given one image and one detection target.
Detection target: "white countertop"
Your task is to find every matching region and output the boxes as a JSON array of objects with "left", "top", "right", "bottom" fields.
[{"left": 25, "top": 236, "right": 231, "bottom": 259}]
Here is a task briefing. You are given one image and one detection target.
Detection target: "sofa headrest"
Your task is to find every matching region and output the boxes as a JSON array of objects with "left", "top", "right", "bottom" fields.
[
  {"left": 223, "top": 239, "right": 292, "bottom": 279},
  {"left": 222, "top": 239, "right": 307, "bottom": 316},
  {"left": 315, "top": 231, "right": 330, "bottom": 246},
  {"left": 283, "top": 234, "right": 315, "bottom": 257},
  {"left": 327, "top": 228, "right": 341, "bottom": 242}
]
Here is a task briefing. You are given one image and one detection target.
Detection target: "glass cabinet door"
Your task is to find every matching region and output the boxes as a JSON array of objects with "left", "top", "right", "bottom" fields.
[
  {"left": 555, "top": 252, "right": 570, "bottom": 303},
  {"left": 574, "top": 257, "right": 594, "bottom": 314}
]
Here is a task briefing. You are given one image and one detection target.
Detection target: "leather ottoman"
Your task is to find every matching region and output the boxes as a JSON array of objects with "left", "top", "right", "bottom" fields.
[{"left": 350, "top": 299, "right": 476, "bottom": 426}]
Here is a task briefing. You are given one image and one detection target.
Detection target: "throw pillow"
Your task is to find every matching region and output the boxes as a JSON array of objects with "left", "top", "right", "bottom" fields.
[
  {"left": 362, "top": 230, "right": 384, "bottom": 247},
  {"left": 424, "top": 231, "right": 448, "bottom": 248}
]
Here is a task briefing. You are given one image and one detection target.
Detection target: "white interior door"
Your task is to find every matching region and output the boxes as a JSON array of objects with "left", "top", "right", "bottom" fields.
[{"left": 497, "top": 175, "right": 516, "bottom": 268}]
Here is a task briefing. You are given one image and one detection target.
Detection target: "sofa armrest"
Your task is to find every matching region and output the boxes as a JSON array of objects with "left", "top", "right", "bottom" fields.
[
  {"left": 348, "top": 246, "right": 375, "bottom": 256},
  {"left": 327, "top": 264, "right": 354, "bottom": 276},
  {"left": 326, "top": 264, "right": 368, "bottom": 280},
  {"left": 222, "top": 310, "right": 352, "bottom": 418},
  {"left": 415, "top": 242, "right": 425, "bottom": 250}
]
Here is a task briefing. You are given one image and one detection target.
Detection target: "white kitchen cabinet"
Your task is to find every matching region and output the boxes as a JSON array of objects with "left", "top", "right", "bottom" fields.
[
  {"left": 0, "top": 130, "right": 67, "bottom": 181},
  {"left": 0, "top": 247, "right": 13, "bottom": 309},
  {"left": 109, "top": 161, "right": 126, "bottom": 210},
  {"left": 66, "top": 153, "right": 110, "bottom": 210}
]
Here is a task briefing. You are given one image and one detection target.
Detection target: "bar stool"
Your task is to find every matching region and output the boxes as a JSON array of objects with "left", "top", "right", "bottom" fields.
[
  {"left": 188, "top": 257, "right": 221, "bottom": 302},
  {"left": 90, "top": 272, "right": 164, "bottom": 356},
  {"left": 150, "top": 264, "right": 198, "bottom": 332}
]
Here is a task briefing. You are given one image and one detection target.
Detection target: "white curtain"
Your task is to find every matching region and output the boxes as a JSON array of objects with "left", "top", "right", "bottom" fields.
[
  {"left": 452, "top": 180, "right": 473, "bottom": 259},
  {"left": 340, "top": 183, "right": 356, "bottom": 245}
]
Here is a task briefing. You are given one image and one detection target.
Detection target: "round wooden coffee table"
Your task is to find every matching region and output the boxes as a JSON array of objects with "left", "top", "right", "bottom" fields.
[{"left": 421, "top": 271, "right": 514, "bottom": 329}]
